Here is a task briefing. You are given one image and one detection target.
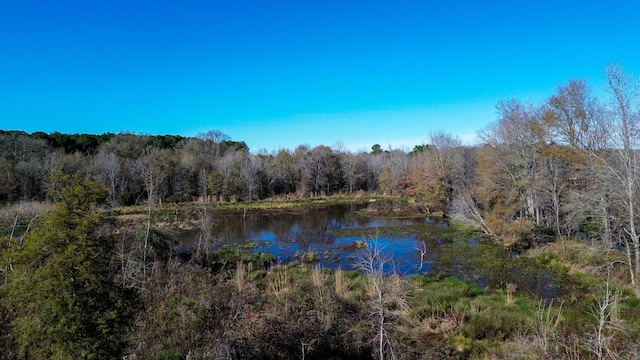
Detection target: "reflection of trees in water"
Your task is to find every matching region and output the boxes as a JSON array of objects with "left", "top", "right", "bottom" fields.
[
  {"left": 211, "top": 204, "right": 367, "bottom": 246},
  {"left": 200, "top": 205, "right": 566, "bottom": 299}
]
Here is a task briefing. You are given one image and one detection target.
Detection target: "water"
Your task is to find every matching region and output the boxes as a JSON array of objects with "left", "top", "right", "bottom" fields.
[
  {"left": 177, "top": 203, "right": 566, "bottom": 298},
  {"left": 181, "top": 204, "right": 424, "bottom": 272}
]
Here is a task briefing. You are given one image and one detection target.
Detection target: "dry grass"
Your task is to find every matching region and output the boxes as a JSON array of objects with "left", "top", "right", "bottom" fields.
[
  {"left": 0, "top": 201, "right": 50, "bottom": 219},
  {"left": 505, "top": 283, "right": 517, "bottom": 306},
  {"left": 334, "top": 267, "right": 347, "bottom": 298},
  {"left": 235, "top": 261, "right": 247, "bottom": 293},
  {"left": 388, "top": 274, "right": 411, "bottom": 314},
  {"left": 0, "top": 201, "right": 50, "bottom": 238},
  {"left": 311, "top": 264, "right": 326, "bottom": 289},
  {"left": 267, "top": 266, "right": 290, "bottom": 299}
]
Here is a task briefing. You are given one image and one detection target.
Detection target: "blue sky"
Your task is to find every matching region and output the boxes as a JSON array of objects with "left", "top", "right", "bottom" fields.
[{"left": 2, "top": 1, "right": 639, "bottom": 152}]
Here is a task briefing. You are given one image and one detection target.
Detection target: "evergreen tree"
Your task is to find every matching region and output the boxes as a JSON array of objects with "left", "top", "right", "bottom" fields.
[{"left": 0, "top": 174, "right": 138, "bottom": 359}]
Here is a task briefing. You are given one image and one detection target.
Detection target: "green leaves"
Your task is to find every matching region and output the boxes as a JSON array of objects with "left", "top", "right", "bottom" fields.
[{"left": 0, "top": 175, "right": 137, "bottom": 359}]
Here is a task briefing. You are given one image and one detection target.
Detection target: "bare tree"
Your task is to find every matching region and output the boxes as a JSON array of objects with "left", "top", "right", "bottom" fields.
[
  {"left": 450, "top": 185, "right": 493, "bottom": 235},
  {"left": 217, "top": 151, "right": 241, "bottom": 201},
  {"left": 546, "top": 79, "right": 615, "bottom": 251},
  {"left": 480, "top": 100, "right": 547, "bottom": 226},
  {"left": 537, "top": 147, "right": 571, "bottom": 251},
  {"left": 198, "top": 129, "right": 229, "bottom": 159},
  {"left": 93, "top": 150, "right": 121, "bottom": 205},
  {"left": 380, "top": 150, "right": 409, "bottom": 196},
  {"left": 547, "top": 79, "right": 600, "bottom": 149},
  {"left": 579, "top": 65, "right": 640, "bottom": 286},
  {"left": 428, "top": 130, "right": 463, "bottom": 204},
  {"left": 239, "top": 153, "right": 262, "bottom": 200},
  {"left": 366, "top": 152, "right": 387, "bottom": 192},
  {"left": 341, "top": 152, "right": 365, "bottom": 194},
  {"left": 605, "top": 64, "right": 640, "bottom": 285},
  {"left": 267, "top": 149, "right": 298, "bottom": 196},
  {"left": 299, "top": 146, "right": 338, "bottom": 197},
  {"left": 134, "top": 147, "right": 168, "bottom": 279},
  {"left": 581, "top": 265, "right": 626, "bottom": 360},
  {"left": 134, "top": 147, "right": 168, "bottom": 206},
  {"left": 356, "top": 241, "right": 406, "bottom": 360}
]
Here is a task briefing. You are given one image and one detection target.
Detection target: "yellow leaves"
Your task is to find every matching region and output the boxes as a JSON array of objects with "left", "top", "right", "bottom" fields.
[{"left": 401, "top": 152, "right": 449, "bottom": 212}]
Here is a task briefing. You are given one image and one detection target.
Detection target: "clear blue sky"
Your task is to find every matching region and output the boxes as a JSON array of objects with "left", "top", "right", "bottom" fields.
[{"left": 2, "top": 1, "right": 639, "bottom": 152}]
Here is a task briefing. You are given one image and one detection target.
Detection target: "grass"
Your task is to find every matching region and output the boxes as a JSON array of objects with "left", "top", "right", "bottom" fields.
[
  {"left": 530, "top": 238, "right": 634, "bottom": 286},
  {"left": 0, "top": 201, "right": 50, "bottom": 237},
  {"left": 114, "top": 194, "right": 377, "bottom": 215},
  {"left": 409, "top": 276, "right": 483, "bottom": 319}
]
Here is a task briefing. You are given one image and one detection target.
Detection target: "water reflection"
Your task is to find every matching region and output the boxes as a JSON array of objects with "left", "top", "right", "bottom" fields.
[
  {"left": 176, "top": 204, "right": 563, "bottom": 298},
  {"left": 179, "top": 205, "right": 426, "bottom": 272}
]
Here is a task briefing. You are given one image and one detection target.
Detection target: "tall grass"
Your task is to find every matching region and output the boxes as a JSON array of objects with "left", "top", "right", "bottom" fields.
[
  {"left": 267, "top": 266, "right": 290, "bottom": 299},
  {"left": 235, "top": 261, "right": 246, "bottom": 292},
  {"left": 334, "top": 267, "right": 347, "bottom": 298}
]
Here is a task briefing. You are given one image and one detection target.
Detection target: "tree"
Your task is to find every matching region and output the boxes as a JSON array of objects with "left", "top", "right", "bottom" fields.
[
  {"left": 0, "top": 157, "right": 18, "bottom": 204},
  {"left": 473, "top": 101, "right": 550, "bottom": 245},
  {"left": 99, "top": 132, "right": 150, "bottom": 160},
  {"left": 596, "top": 64, "right": 640, "bottom": 285},
  {"left": 266, "top": 149, "right": 298, "bottom": 196},
  {"left": 340, "top": 152, "right": 365, "bottom": 194},
  {"left": 239, "top": 153, "right": 263, "bottom": 200},
  {"left": 547, "top": 79, "right": 600, "bottom": 149},
  {"left": 134, "top": 147, "right": 169, "bottom": 206},
  {"left": 356, "top": 241, "right": 408, "bottom": 360},
  {"left": 92, "top": 151, "right": 121, "bottom": 205},
  {"left": 299, "top": 146, "right": 339, "bottom": 197},
  {"left": 15, "top": 159, "right": 46, "bottom": 201},
  {"left": 366, "top": 151, "right": 387, "bottom": 192},
  {"left": 381, "top": 150, "right": 409, "bottom": 196},
  {"left": 371, "top": 144, "right": 383, "bottom": 155},
  {"left": 403, "top": 151, "right": 441, "bottom": 209},
  {"left": 217, "top": 151, "right": 242, "bottom": 201},
  {"left": 428, "top": 131, "right": 463, "bottom": 203},
  {"left": 0, "top": 175, "right": 137, "bottom": 358},
  {"left": 198, "top": 129, "right": 229, "bottom": 159},
  {"left": 133, "top": 147, "right": 170, "bottom": 279},
  {"left": 543, "top": 79, "right": 611, "bottom": 250},
  {"left": 536, "top": 144, "right": 573, "bottom": 250},
  {"left": 404, "top": 132, "right": 463, "bottom": 211}
]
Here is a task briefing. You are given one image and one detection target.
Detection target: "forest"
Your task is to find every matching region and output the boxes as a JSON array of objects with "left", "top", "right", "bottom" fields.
[{"left": 2, "top": 64, "right": 640, "bottom": 359}]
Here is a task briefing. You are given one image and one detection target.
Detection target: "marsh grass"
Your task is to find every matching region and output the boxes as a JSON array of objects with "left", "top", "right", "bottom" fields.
[
  {"left": 49, "top": 198, "right": 640, "bottom": 357},
  {"left": 120, "top": 250, "right": 640, "bottom": 360},
  {"left": 505, "top": 283, "right": 517, "bottom": 306},
  {"left": 532, "top": 238, "right": 633, "bottom": 286},
  {"left": 311, "top": 264, "right": 326, "bottom": 289},
  {"left": 334, "top": 267, "right": 347, "bottom": 298},
  {"left": 410, "top": 276, "right": 483, "bottom": 318},
  {"left": 457, "top": 294, "right": 536, "bottom": 340},
  {"left": 234, "top": 261, "right": 247, "bottom": 292},
  {"left": 117, "top": 194, "right": 375, "bottom": 214},
  {"left": 267, "top": 265, "right": 290, "bottom": 299},
  {"left": 0, "top": 201, "right": 50, "bottom": 237}
]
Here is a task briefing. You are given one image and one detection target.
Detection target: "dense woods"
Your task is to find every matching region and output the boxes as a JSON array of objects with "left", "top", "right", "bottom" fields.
[{"left": 2, "top": 64, "right": 640, "bottom": 358}]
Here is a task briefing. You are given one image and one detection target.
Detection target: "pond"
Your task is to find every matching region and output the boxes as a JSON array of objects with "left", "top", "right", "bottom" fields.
[{"left": 178, "top": 203, "right": 566, "bottom": 299}]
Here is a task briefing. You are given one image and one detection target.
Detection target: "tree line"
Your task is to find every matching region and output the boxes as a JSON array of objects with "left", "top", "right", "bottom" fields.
[
  {"left": 2, "top": 64, "right": 640, "bottom": 286},
  {"left": 0, "top": 128, "right": 406, "bottom": 206}
]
